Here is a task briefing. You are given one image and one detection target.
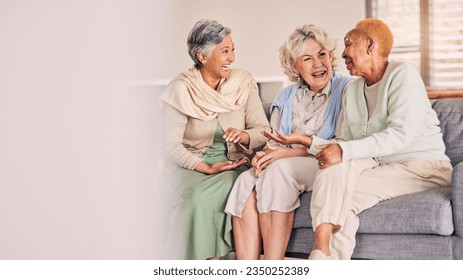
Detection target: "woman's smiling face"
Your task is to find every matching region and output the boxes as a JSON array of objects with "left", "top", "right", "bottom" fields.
[
  {"left": 201, "top": 34, "right": 235, "bottom": 81},
  {"left": 342, "top": 31, "right": 370, "bottom": 78},
  {"left": 293, "top": 38, "right": 334, "bottom": 93}
]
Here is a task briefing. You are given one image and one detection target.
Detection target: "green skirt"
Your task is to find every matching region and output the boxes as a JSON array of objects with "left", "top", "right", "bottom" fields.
[{"left": 166, "top": 125, "right": 248, "bottom": 260}]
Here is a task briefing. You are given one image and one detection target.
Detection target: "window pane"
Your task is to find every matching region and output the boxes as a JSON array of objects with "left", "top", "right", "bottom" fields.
[
  {"left": 430, "top": 0, "right": 463, "bottom": 89},
  {"left": 372, "top": 0, "right": 463, "bottom": 89},
  {"left": 375, "top": 0, "right": 421, "bottom": 71}
]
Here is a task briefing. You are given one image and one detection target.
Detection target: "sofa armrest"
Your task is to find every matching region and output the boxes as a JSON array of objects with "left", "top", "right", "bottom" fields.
[{"left": 452, "top": 161, "right": 463, "bottom": 237}]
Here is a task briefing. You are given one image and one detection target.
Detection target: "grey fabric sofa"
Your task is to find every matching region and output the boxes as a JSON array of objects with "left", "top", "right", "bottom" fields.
[{"left": 285, "top": 98, "right": 463, "bottom": 259}]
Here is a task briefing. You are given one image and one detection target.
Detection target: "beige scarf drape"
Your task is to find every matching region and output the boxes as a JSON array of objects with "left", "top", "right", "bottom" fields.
[{"left": 160, "top": 67, "right": 253, "bottom": 120}]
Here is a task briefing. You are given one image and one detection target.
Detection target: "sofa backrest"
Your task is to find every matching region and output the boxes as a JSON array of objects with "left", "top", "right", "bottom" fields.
[{"left": 431, "top": 98, "right": 463, "bottom": 166}]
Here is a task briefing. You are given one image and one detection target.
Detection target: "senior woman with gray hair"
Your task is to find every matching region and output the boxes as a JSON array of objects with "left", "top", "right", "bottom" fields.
[
  {"left": 159, "top": 19, "right": 270, "bottom": 260},
  {"left": 225, "top": 24, "right": 353, "bottom": 259}
]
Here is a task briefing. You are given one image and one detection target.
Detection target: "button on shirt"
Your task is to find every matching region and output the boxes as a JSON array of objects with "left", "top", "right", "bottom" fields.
[
  {"left": 307, "top": 80, "right": 380, "bottom": 156},
  {"left": 292, "top": 83, "right": 332, "bottom": 136},
  {"left": 270, "top": 82, "right": 332, "bottom": 147}
]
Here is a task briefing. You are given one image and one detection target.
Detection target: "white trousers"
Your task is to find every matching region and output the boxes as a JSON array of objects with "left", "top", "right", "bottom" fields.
[
  {"left": 225, "top": 156, "right": 319, "bottom": 217},
  {"left": 311, "top": 158, "right": 453, "bottom": 259}
]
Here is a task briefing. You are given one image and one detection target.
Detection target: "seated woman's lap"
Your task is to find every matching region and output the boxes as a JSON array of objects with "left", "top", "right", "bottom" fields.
[
  {"left": 226, "top": 156, "right": 319, "bottom": 216},
  {"left": 350, "top": 158, "right": 453, "bottom": 215},
  {"left": 171, "top": 167, "right": 238, "bottom": 209},
  {"left": 256, "top": 156, "right": 319, "bottom": 213}
]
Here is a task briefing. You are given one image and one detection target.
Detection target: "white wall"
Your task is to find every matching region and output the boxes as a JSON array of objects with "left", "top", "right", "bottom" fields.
[
  {"left": 158, "top": 0, "right": 365, "bottom": 80},
  {"left": 0, "top": 0, "right": 364, "bottom": 259}
]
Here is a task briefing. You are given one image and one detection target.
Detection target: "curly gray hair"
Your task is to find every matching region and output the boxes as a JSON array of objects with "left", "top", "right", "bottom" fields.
[
  {"left": 279, "top": 24, "right": 337, "bottom": 83},
  {"left": 187, "top": 19, "right": 232, "bottom": 69}
]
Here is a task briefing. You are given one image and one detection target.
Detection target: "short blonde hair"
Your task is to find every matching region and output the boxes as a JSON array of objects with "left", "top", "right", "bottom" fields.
[
  {"left": 279, "top": 24, "right": 337, "bottom": 83},
  {"left": 353, "top": 18, "right": 393, "bottom": 57}
]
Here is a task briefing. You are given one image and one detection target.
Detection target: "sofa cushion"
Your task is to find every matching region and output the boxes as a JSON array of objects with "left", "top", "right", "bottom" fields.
[
  {"left": 294, "top": 187, "right": 454, "bottom": 235},
  {"left": 431, "top": 98, "right": 463, "bottom": 167}
]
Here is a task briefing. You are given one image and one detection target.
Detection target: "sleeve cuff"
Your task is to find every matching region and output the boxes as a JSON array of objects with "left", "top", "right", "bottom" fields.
[
  {"left": 307, "top": 136, "right": 330, "bottom": 155},
  {"left": 238, "top": 142, "right": 253, "bottom": 154},
  {"left": 189, "top": 158, "right": 204, "bottom": 171},
  {"left": 337, "top": 141, "right": 350, "bottom": 162}
]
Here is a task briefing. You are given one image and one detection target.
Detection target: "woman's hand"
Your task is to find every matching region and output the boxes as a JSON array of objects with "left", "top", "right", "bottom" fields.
[
  {"left": 223, "top": 127, "right": 250, "bottom": 146},
  {"left": 194, "top": 157, "right": 249, "bottom": 175},
  {"left": 251, "top": 150, "right": 267, "bottom": 169},
  {"left": 314, "top": 144, "right": 343, "bottom": 169},
  {"left": 251, "top": 144, "right": 289, "bottom": 176},
  {"left": 262, "top": 129, "right": 312, "bottom": 147}
]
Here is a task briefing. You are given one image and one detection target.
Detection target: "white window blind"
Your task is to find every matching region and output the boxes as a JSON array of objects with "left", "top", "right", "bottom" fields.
[
  {"left": 430, "top": 0, "right": 463, "bottom": 88},
  {"left": 370, "top": 0, "right": 463, "bottom": 90}
]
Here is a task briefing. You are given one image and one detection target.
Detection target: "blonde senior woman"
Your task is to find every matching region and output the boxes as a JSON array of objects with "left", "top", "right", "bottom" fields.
[
  {"left": 266, "top": 18, "right": 453, "bottom": 260},
  {"left": 159, "top": 19, "right": 270, "bottom": 260},
  {"left": 225, "top": 24, "right": 353, "bottom": 260}
]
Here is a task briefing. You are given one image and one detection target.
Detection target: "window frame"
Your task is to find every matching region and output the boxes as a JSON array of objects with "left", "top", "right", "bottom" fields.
[{"left": 366, "top": 0, "right": 463, "bottom": 95}]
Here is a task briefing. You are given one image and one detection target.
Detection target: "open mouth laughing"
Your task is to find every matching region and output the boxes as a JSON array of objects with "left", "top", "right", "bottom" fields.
[{"left": 312, "top": 70, "right": 327, "bottom": 77}]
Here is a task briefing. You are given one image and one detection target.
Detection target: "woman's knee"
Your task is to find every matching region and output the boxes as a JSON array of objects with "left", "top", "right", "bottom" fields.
[
  {"left": 263, "top": 158, "right": 292, "bottom": 176},
  {"left": 234, "top": 169, "right": 256, "bottom": 188}
]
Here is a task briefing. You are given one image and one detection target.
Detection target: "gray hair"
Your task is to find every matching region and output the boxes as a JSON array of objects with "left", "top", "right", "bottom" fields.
[
  {"left": 187, "top": 19, "right": 232, "bottom": 69},
  {"left": 279, "top": 24, "right": 338, "bottom": 83}
]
